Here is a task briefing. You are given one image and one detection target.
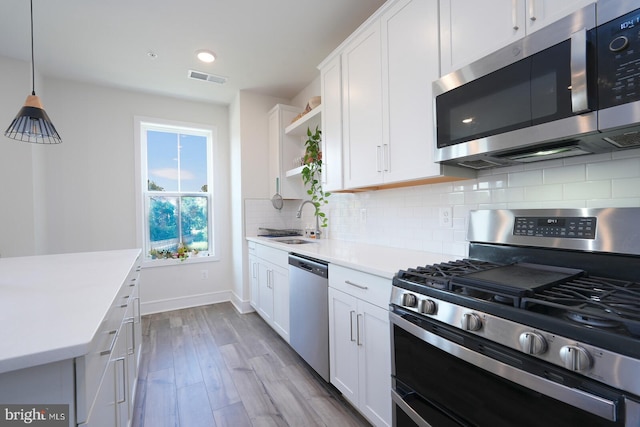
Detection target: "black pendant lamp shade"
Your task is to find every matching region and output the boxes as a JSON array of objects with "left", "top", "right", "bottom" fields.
[{"left": 5, "top": 0, "right": 61, "bottom": 144}]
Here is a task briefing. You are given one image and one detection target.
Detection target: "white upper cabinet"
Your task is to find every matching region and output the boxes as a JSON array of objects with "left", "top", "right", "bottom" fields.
[
  {"left": 440, "top": 0, "right": 596, "bottom": 76},
  {"left": 319, "top": 55, "right": 344, "bottom": 192},
  {"left": 337, "top": 0, "right": 473, "bottom": 190},
  {"left": 381, "top": 0, "right": 442, "bottom": 183},
  {"left": 341, "top": 22, "right": 385, "bottom": 189}
]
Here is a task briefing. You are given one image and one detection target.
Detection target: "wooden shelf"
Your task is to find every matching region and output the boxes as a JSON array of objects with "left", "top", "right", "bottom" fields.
[{"left": 285, "top": 106, "right": 321, "bottom": 136}]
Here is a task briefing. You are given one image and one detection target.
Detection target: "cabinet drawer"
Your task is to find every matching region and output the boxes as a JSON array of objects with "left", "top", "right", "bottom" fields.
[
  {"left": 329, "top": 264, "right": 391, "bottom": 309},
  {"left": 256, "top": 244, "right": 288, "bottom": 266}
]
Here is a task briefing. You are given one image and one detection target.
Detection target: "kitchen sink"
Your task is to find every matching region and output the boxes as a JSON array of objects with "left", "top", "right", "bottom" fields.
[{"left": 273, "top": 238, "right": 315, "bottom": 245}]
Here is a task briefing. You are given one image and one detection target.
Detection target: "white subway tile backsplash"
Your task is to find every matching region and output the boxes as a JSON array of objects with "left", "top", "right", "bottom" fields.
[
  {"left": 563, "top": 180, "right": 611, "bottom": 200},
  {"left": 508, "top": 169, "right": 543, "bottom": 187},
  {"left": 523, "top": 184, "right": 563, "bottom": 201},
  {"left": 543, "top": 164, "right": 585, "bottom": 184},
  {"left": 587, "top": 157, "right": 640, "bottom": 180},
  {"left": 612, "top": 177, "right": 640, "bottom": 198},
  {"left": 244, "top": 152, "right": 640, "bottom": 258}
]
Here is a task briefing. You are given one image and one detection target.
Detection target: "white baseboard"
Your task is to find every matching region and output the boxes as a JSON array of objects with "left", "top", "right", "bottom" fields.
[
  {"left": 229, "top": 292, "right": 255, "bottom": 314},
  {"left": 140, "top": 290, "right": 233, "bottom": 315}
]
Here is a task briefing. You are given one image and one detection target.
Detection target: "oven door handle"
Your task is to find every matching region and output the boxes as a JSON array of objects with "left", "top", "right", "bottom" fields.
[
  {"left": 391, "top": 388, "right": 435, "bottom": 427},
  {"left": 390, "top": 312, "right": 619, "bottom": 422}
]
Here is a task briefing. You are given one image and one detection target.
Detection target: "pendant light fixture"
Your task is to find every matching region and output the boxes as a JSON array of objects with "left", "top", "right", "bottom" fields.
[{"left": 5, "top": 0, "right": 61, "bottom": 144}]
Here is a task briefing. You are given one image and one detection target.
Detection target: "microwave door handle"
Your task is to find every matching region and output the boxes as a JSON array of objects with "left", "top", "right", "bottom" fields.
[{"left": 570, "top": 28, "right": 589, "bottom": 113}]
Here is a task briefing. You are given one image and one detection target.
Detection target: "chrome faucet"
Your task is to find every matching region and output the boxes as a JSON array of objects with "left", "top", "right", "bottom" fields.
[{"left": 296, "top": 199, "right": 321, "bottom": 238}]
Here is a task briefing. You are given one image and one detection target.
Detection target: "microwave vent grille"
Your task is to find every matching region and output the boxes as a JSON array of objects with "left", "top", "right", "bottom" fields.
[{"left": 603, "top": 131, "right": 640, "bottom": 148}]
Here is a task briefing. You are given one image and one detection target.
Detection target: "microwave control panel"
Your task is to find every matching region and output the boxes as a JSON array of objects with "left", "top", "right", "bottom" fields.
[
  {"left": 598, "top": 7, "right": 640, "bottom": 109},
  {"left": 513, "top": 216, "right": 596, "bottom": 239}
]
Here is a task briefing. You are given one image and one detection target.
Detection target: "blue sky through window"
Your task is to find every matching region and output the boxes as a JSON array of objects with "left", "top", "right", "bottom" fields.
[{"left": 147, "top": 130, "right": 208, "bottom": 192}]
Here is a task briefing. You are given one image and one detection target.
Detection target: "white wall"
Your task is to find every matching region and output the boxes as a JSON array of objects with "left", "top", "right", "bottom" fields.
[
  {"left": 230, "top": 90, "right": 290, "bottom": 312},
  {"left": 0, "top": 56, "right": 235, "bottom": 314},
  {"left": 0, "top": 57, "right": 37, "bottom": 257}
]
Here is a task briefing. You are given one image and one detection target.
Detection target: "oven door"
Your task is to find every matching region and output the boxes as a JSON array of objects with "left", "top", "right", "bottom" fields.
[{"left": 390, "top": 308, "right": 640, "bottom": 427}]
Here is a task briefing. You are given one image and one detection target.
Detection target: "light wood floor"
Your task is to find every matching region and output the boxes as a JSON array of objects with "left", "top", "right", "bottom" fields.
[{"left": 132, "top": 302, "right": 371, "bottom": 427}]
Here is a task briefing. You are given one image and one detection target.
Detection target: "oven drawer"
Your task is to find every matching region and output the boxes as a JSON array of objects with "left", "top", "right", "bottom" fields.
[{"left": 329, "top": 264, "right": 390, "bottom": 308}]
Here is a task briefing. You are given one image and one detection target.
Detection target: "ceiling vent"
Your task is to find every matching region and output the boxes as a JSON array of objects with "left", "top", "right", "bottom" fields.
[{"left": 188, "top": 70, "right": 227, "bottom": 85}]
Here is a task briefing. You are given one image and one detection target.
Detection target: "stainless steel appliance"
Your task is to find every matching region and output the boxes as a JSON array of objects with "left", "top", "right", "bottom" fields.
[
  {"left": 434, "top": 0, "right": 640, "bottom": 169},
  {"left": 390, "top": 208, "right": 640, "bottom": 426},
  {"left": 288, "top": 253, "right": 329, "bottom": 381}
]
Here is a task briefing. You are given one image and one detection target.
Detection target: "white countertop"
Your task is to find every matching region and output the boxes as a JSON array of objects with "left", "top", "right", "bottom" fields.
[
  {"left": 0, "top": 249, "right": 141, "bottom": 374},
  {"left": 247, "top": 236, "right": 456, "bottom": 278}
]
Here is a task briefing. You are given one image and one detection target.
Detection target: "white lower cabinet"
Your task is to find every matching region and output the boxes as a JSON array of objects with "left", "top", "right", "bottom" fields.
[
  {"left": 329, "top": 265, "right": 391, "bottom": 427},
  {"left": 248, "top": 242, "right": 290, "bottom": 342}
]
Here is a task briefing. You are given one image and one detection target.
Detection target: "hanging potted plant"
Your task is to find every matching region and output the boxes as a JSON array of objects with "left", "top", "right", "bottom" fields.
[{"left": 301, "top": 126, "right": 330, "bottom": 228}]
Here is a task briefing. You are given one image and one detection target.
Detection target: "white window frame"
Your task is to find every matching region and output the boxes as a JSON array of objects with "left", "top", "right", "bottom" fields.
[{"left": 134, "top": 116, "right": 219, "bottom": 266}]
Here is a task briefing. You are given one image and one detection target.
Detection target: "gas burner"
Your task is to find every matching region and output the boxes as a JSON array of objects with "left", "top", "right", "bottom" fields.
[{"left": 565, "top": 307, "right": 624, "bottom": 328}]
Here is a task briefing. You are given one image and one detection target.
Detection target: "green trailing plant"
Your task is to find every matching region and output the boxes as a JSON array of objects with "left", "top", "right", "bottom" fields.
[{"left": 301, "top": 126, "right": 331, "bottom": 228}]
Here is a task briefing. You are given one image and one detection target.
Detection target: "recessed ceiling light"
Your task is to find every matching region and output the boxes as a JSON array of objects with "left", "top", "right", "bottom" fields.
[
  {"left": 147, "top": 51, "right": 158, "bottom": 59},
  {"left": 196, "top": 50, "right": 216, "bottom": 63}
]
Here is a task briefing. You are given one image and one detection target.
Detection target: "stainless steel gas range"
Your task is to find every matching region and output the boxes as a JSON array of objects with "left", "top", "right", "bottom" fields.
[{"left": 390, "top": 208, "right": 640, "bottom": 427}]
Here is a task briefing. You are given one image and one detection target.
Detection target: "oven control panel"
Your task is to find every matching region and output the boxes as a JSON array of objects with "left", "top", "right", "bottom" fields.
[{"left": 513, "top": 216, "right": 596, "bottom": 239}]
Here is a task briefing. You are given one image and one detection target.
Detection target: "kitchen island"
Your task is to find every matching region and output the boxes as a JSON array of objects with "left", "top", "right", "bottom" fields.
[{"left": 0, "top": 249, "right": 141, "bottom": 426}]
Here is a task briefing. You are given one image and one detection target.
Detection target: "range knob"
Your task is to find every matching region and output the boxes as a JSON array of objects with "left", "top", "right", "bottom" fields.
[
  {"left": 402, "top": 293, "right": 417, "bottom": 308},
  {"left": 461, "top": 312, "right": 482, "bottom": 331},
  {"left": 419, "top": 298, "right": 437, "bottom": 315},
  {"left": 519, "top": 332, "right": 547, "bottom": 355},
  {"left": 559, "top": 345, "right": 592, "bottom": 372}
]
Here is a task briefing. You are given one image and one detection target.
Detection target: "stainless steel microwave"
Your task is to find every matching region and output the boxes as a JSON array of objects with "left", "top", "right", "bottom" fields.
[{"left": 434, "top": 0, "right": 640, "bottom": 169}]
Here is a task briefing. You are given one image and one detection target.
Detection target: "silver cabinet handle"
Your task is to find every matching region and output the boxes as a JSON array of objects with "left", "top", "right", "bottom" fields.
[
  {"left": 345, "top": 280, "right": 368, "bottom": 290},
  {"left": 357, "top": 314, "right": 363, "bottom": 346},
  {"left": 115, "top": 357, "right": 127, "bottom": 404},
  {"left": 529, "top": 0, "right": 536, "bottom": 21},
  {"left": 511, "top": 0, "right": 519, "bottom": 30},
  {"left": 376, "top": 145, "right": 383, "bottom": 172},
  {"left": 134, "top": 297, "right": 141, "bottom": 324},
  {"left": 125, "top": 317, "right": 135, "bottom": 355},
  {"left": 100, "top": 330, "right": 118, "bottom": 356}
]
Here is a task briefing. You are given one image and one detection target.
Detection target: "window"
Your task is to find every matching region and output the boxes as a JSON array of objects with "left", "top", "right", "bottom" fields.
[{"left": 136, "top": 118, "right": 216, "bottom": 262}]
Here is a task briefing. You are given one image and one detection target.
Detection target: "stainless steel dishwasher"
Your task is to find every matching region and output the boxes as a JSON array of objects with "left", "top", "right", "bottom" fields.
[{"left": 288, "top": 253, "right": 329, "bottom": 382}]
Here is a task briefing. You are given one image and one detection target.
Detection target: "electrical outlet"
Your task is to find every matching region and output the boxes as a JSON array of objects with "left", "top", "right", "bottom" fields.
[
  {"left": 439, "top": 207, "right": 453, "bottom": 227},
  {"left": 360, "top": 208, "right": 367, "bottom": 224},
  {"left": 201, "top": 270, "right": 208, "bottom": 280}
]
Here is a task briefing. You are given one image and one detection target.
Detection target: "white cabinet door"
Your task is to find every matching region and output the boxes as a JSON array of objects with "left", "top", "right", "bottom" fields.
[
  {"left": 440, "top": 0, "right": 596, "bottom": 76},
  {"left": 381, "top": 0, "right": 441, "bottom": 184},
  {"left": 440, "top": 0, "right": 523, "bottom": 76},
  {"left": 328, "top": 287, "right": 359, "bottom": 404},
  {"left": 271, "top": 264, "right": 290, "bottom": 342},
  {"left": 85, "top": 358, "right": 117, "bottom": 427},
  {"left": 320, "top": 55, "right": 343, "bottom": 192},
  {"left": 342, "top": 22, "right": 384, "bottom": 189},
  {"left": 358, "top": 299, "right": 391, "bottom": 427},
  {"left": 525, "top": 0, "right": 595, "bottom": 34},
  {"left": 257, "top": 262, "right": 274, "bottom": 324}
]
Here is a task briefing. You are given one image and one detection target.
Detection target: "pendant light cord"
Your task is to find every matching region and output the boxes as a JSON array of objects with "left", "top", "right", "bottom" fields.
[{"left": 30, "top": 0, "right": 35, "bottom": 96}]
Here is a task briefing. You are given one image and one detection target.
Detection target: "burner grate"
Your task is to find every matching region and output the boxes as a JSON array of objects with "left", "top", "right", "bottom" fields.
[
  {"left": 523, "top": 276, "right": 640, "bottom": 336},
  {"left": 395, "top": 259, "right": 502, "bottom": 290}
]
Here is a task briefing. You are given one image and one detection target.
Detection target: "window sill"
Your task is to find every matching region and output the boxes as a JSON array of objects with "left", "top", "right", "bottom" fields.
[{"left": 141, "top": 253, "right": 219, "bottom": 269}]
